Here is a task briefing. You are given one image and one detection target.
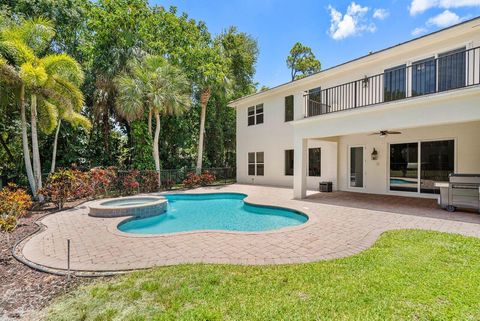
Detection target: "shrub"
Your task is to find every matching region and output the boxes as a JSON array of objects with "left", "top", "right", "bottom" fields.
[
  {"left": 0, "top": 183, "right": 32, "bottom": 232},
  {"left": 182, "top": 172, "right": 216, "bottom": 188},
  {"left": 90, "top": 167, "right": 117, "bottom": 196},
  {"left": 182, "top": 172, "right": 201, "bottom": 188},
  {"left": 199, "top": 171, "right": 216, "bottom": 186},
  {"left": 140, "top": 170, "right": 158, "bottom": 193},
  {"left": 163, "top": 178, "right": 175, "bottom": 191},
  {"left": 122, "top": 169, "right": 140, "bottom": 195},
  {"left": 39, "top": 169, "right": 79, "bottom": 210}
]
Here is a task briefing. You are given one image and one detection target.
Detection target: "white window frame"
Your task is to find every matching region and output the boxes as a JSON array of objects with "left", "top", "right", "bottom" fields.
[
  {"left": 248, "top": 151, "right": 264, "bottom": 176},
  {"left": 247, "top": 104, "right": 264, "bottom": 126}
]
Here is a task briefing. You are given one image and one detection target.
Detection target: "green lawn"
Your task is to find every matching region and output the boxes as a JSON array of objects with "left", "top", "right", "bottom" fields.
[{"left": 42, "top": 230, "right": 480, "bottom": 321}]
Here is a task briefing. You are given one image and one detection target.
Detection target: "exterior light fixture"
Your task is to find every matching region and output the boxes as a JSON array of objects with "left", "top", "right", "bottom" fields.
[{"left": 371, "top": 148, "right": 378, "bottom": 160}]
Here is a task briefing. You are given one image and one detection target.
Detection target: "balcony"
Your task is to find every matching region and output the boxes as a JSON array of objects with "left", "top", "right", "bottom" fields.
[{"left": 304, "top": 46, "right": 480, "bottom": 117}]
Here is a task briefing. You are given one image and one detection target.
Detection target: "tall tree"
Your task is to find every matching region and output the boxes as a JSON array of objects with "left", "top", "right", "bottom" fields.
[
  {"left": 286, "top": 42, "right": 321, "bottom": 81},
  {"left": 115, "top": 55, "right": 191, "bottom": 186},
  {"left": 0, "top": 16, "right": 89, "bottom": 196}
]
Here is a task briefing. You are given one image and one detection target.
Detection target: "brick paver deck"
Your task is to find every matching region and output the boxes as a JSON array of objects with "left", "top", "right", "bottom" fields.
[{"left": 18, "top": 184, "right": 480, "bottom": 273}]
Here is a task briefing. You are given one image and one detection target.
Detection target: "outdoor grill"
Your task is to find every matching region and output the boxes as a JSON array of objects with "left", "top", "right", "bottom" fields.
[{"left": 435, "top": 174, "right": 480, "bottom": 212}]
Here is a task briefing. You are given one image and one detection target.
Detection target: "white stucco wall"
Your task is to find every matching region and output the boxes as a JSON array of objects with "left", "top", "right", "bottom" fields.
[
  {"left": 336, "top": 121, "right": 480, "bottom": 197},
  {"left": 235, "top": 93, "right": 338, "bottom": 190}
]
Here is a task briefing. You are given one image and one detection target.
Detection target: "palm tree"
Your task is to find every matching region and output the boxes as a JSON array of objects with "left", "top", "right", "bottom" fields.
[
  {"left": 193, "top": 45, "right": 229, "bottom": 174},
  {"left": 115, "top": 55, "right": 191, "bottom": 187},
  {"left": 0, "top": 17, "right": 90, "bottom": 196}
]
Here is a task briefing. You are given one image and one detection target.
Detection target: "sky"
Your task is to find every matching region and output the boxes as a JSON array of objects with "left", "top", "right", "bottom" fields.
[{"left": 150, "top": 0, "right": 480, "bottom": 88}]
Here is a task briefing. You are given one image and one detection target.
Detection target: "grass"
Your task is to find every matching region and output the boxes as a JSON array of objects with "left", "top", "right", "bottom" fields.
[{"left": 42, "top": 230, "right": 480, "bottom": 321}]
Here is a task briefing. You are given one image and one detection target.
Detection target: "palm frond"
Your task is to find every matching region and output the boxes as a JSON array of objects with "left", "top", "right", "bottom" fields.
[
  {"left": 0, "top": 38, "right": 36, "bottom": 65},
  {"left": 38, "top": 99, "right": 58, "bottom": 134},
  {"left": 40, "top": 53, "right": 84, "bottom": 86},
  {"left": 16, "top": 17, "right": 55, "bottom": 55},
  {"left": 0, "top": 57, "right": 21, "bottom": 85},
  {"left": 19, "top": 61, "right": 48, "bottom": 87},
  {"left": 62, "top": 110, "right": 92, "bottom": 131},
  {"left": 49, "top": 75, "right": 84, "bottom": 111},
  {"left": 114, "top": 73, "right": 145, "bottom": 122}
]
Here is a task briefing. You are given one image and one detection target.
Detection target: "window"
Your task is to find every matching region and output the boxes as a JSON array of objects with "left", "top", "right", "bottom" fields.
[
  {"left": 308, "top": 87, "right": 322, "bottom": 116},
  {"left": 248, "top": 152, "right": 264, "bottom": 176},
  {"left": 248, "top": 152, "right": 256, "bottom": 175},
  {"left": 247, "top": 104, "right": 264, "bottom": 126},
  {"left": 384, "top": 65, "right": 406, "bottom": 102},
  {"left": 308, "top": 148, "right": 321, "bottom": 176},
  {"left": 285, "top": 95, "right": 294, "bottom": 122},
  {"left": 285, "top": 150, "right": 294, "bottom": 176},
  {"left": 412, "top": 57, "right": 436, "bottom": 96},
  {"left": 438, "top": 47, "right": 466, "bottom": 92}
]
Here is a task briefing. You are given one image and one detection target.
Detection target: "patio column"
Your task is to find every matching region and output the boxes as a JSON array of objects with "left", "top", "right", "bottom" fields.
[{"left": 293, "top": 137, "right": 308, "bottom": 199}]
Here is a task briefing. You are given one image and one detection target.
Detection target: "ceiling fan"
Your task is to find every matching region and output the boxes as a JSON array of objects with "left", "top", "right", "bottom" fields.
[{"left": 369, "top": 130, "right": 402, "bottom": 137}]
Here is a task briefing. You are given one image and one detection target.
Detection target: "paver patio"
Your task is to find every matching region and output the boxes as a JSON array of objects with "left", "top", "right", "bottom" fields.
[{"left": 17, "top": 184, "right": 480, "bottom": 273}]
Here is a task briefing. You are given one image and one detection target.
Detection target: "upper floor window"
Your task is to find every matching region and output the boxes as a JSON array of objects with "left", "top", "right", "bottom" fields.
[
  {"left": 412, "top": 57, "right": 436, "bottom": 96},
  {"left": 307, "top": 87, "right": 323, "bottom": 116},
  {"left": 248, "top": 152, "right": 264, "bottom": 176},
  {"left": 284, "top": 95, "right": 294, "bottom": 122},
  {"left": 308, "top": 148, "right": 321, "bottom": 177},
  {"left": 438, "top": 47, "right": 466, "bottom": 92},
  {"left": 247, "top": 104, "right": 264, "bottom": 126},
  {"left": 285, "top": 149, "right": 294, "bottom": 176},
  {"left": 384, "top": 64, "right": 406, "bottom": 102}
]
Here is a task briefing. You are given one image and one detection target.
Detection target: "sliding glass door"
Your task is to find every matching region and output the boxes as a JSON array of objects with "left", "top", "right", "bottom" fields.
[
  {"left": 420, "top": 140, "right": 454, "bottom": 194},
  {"left": 389, "top": 140, "right": 454, "bottom": 194},
  {"left": 390, "top": 143, "right": 419, "bottom": 192}
]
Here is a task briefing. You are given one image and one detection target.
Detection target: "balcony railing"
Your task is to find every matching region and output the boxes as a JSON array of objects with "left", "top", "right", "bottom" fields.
[{"left": 304, "top": 46, "right": 480, "bottom": 117}]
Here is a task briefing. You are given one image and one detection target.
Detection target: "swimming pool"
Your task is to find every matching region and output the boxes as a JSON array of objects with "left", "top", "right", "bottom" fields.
[{"left": 118, "top": 193, "right": 308, "bottom": 234}]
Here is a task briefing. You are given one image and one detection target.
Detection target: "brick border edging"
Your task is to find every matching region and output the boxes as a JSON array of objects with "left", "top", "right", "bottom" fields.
[{"left": 10, "top": 199, "right": 145, "bottom": 277}]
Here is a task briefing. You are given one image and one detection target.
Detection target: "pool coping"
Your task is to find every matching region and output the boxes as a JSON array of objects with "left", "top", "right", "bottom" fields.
[{"left": 110, "top": 192, "right": 315, "bottom": 238}]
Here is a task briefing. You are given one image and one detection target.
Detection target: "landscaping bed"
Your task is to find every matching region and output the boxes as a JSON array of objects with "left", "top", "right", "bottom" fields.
[{"left": 0, "top": 202, "right": 93, "bottom": 320}]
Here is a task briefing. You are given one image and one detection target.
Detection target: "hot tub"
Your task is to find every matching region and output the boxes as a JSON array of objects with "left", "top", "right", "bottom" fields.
[{"left": 88, "top": 196, "right": 167, "bottom": 218}]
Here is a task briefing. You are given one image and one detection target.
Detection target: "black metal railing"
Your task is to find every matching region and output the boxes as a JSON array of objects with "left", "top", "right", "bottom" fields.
[{"left": 305, "top": 46, "right": 480, "bottom": 117}]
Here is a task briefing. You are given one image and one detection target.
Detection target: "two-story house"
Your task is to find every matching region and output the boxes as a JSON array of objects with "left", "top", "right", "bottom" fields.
[{"left": 229, "top": 17, "right": 480, "bottom": 199}]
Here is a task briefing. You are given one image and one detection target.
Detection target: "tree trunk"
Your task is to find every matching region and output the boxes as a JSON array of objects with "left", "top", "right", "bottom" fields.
[
  {"left": 153, "top": 111, "right": 161, "bottom": 188},
  {"left": 20, "top": 85, "right": 36, "bottom": 196},
  {"left": 50, "top": 119, "right": 61, "bottom": 173},
  {"left": 148, "top": 109, "right": 152, "bottom": 137},
  {"left": 196, "top": 87, "right": 211, "bottom": 174},
  {"left": 30, "top": 94, "right": 43, "bottom": 201}
]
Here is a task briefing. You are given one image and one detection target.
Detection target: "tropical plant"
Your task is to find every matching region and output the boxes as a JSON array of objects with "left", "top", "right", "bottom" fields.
[
  {"left": 190, "top": 44, "right": 229, "bottom": 174},
  {"left": 115, "top": 55, "right": 191, "bottom": 187},
  {"left": 0, "top": 183, "right": 32, "bottom": 233},
  {"left": 0, "top": 16, "right": 91, "bottom": 198}
]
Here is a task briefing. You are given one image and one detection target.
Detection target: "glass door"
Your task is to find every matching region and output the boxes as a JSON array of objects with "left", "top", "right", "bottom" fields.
[
  {"left": 389, "top": 140, "right": 454, "bottom": 194},
  {"left": 420, "top": 140, "right": 454, "bottom": 194},
  {"left": 349, "top": 146, "right": 364, "bottom": 188},
  {"left": 390, "top": 143, "right": 419, "bottom": 192}
]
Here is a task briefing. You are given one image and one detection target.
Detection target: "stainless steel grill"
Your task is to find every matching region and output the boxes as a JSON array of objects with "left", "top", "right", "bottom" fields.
[{"left": 435, "top": 174, "right": 480, "bottom": 212}]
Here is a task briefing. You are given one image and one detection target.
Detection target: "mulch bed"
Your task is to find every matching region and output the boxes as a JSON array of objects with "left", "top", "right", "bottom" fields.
[{"left": 0, "top": 201, "right": 95, "bottom": 320}]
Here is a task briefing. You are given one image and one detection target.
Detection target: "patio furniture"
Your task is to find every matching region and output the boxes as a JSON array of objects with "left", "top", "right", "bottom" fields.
[{"left": 435, "top": 174, "right": 480, "bottom": 212}]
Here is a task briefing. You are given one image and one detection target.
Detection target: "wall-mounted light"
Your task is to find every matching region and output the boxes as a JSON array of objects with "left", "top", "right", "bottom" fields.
[{"left": 371, "top": 148, "right": 378, "bottom": 160}]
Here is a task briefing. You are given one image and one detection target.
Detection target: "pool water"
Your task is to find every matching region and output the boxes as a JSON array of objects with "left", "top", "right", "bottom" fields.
[
  {"left": 390, "top": 178, "right": 417, "bottom": 184},
  {"left": 118, "top": 193, "right": 307, "bottom": 234}
]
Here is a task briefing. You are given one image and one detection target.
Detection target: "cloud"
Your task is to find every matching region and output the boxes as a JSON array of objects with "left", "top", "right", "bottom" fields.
[
  {"left": 328, "top": 2, "right": 377, "bottom": 40},
  {"left": 411, "top": 27, "right": 428, "bottom": 36},
  {"left": 373, "top": 8, "right": 390, "bottom": 20},
  {"left": 409, "top": 0, "right": 480, "bottom": 15},
  {"left": 426, "top": 10, "right": 462, "bottom": 27}
]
